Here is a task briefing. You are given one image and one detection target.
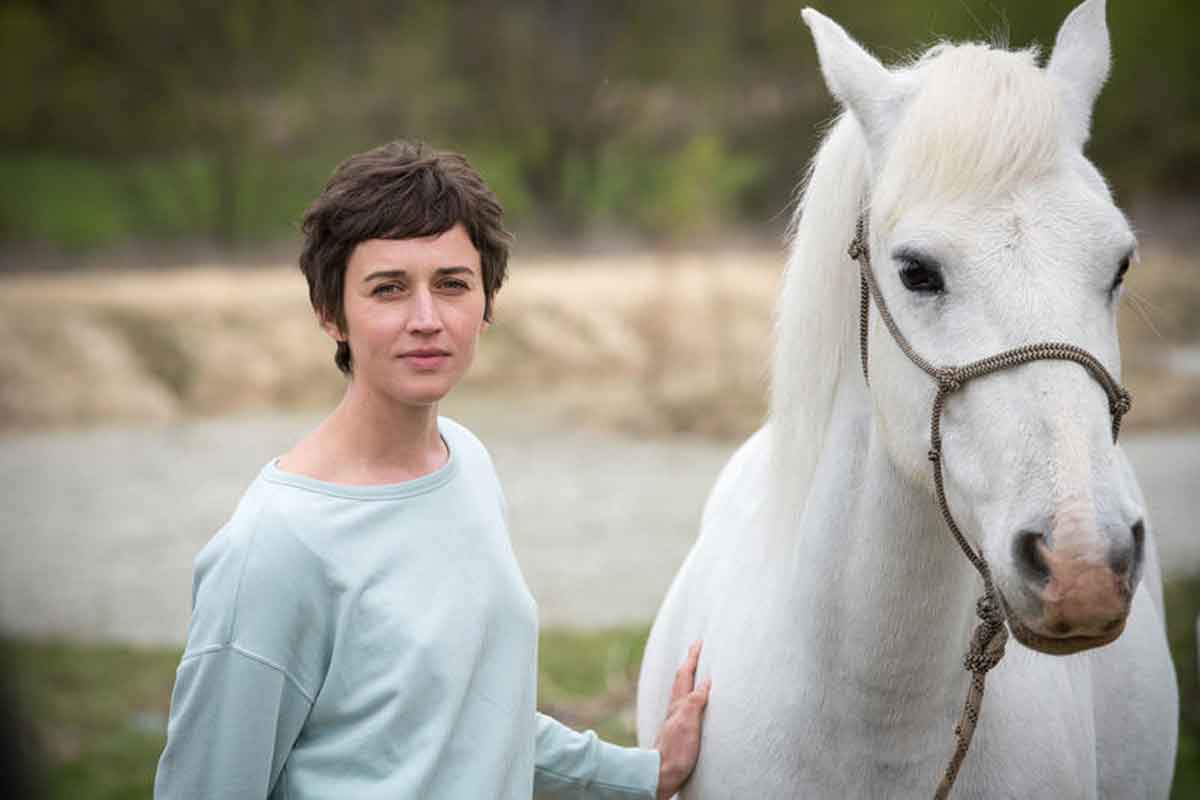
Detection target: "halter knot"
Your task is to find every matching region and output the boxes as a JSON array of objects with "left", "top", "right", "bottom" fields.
[
  {"left": 847, "top": 236, "right": 868, "bottom": 262},
  {"left": 975, "top": 593, "right": 1005, "bottom": 627},
  {"left": 962, "top": 594, "right": 1009, "bottom": 674},
  {"left": 935, "top": 367, "right": 964, "bottom": 394},
  {"left": 963, "top": 634, "right": 1007, "bottom": 674},
  {"left": 1111, "top": 390, "right": 1132, "bottom": 417}
]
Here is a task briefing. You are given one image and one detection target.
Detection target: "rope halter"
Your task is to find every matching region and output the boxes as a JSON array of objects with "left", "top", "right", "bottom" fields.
[{"left": 845, "top": 215, "right": 1132, "bottom": 799}]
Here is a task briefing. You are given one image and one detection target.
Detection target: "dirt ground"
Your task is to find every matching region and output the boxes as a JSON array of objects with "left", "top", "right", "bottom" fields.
[{"left": 0, "top": 394, "right": 1194, "bottom": 647}]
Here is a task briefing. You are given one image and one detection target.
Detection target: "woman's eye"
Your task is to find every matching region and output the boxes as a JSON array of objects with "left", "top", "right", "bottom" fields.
[
  {"left": 373, "top": 283, "right": 402, "bottom": 296},
  {"left": 898, "top": 258, "right": 945, "bottom": 294},
  {"left": 442, "top": 280, "right": 469, "bottom": 291},
  {"left": 1110, "top": 254, "right": 1131, "bottom": 293}
]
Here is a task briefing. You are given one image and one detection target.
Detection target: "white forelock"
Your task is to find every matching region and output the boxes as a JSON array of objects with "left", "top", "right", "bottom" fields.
[{"left": 875, "top": 43, "right": 1063, "bottom": 229}]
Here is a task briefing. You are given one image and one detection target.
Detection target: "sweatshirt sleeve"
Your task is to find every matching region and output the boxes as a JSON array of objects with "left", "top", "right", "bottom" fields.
[
  {"left": 154, "top": 645, "right": 313, "bottom": 799},
  {"left": 533, "top": 713, "right": 660, "bottom": 800},
  {"left": 154, "top": 488, "right": 334, "bottom": 800}
]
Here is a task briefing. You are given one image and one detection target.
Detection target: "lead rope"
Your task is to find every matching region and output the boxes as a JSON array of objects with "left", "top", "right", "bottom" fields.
[{"left": 845, "top": 216, "right": 1132, "bottom": 799}]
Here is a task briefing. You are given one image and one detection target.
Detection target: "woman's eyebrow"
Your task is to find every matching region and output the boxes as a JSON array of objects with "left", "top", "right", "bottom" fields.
[
  {"left": 434, "top": 266, "right": 476, "bottom": 278},
  {"left": 363, "top": 268, "right": 406, "bottom": 283},
  {"left": 362, "top": 265, "right": 475, "bottom": 283}
]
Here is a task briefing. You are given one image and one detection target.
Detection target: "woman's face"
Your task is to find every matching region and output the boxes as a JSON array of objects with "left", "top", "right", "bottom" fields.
[{"left": 328, "top": 224, "right": 488, "bottom": 408}]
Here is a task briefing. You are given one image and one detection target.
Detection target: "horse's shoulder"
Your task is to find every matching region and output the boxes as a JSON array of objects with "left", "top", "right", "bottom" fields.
[{"left": 699, "top": 425, "right": 771, "bottom": 529}]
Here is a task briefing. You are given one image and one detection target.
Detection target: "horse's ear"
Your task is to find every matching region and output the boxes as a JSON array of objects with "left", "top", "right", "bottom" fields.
[
  {"left": 1047, "top": 0, "right": 1110, "bottom": 146},
  {"left": 801, "top": 8, "right": 904, "bottom": 156}
]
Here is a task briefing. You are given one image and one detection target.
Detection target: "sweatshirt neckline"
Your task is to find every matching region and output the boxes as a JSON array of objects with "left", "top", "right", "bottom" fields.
[{"left": 262, "top": 432, "right": 459, "bottom": 501}]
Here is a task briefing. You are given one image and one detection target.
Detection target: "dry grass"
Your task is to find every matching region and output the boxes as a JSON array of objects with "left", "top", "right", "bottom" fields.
[{"left": 0, "top": 243, "right": 1196, "bottom": 438}]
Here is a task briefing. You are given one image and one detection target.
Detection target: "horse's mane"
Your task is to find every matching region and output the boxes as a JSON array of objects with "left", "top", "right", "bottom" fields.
[
  {"left": 768, "top": 112, "right": 865, "bottom": 526},
  {"left": 769, "top": 41, "right": 1064, "bottom": 524}
]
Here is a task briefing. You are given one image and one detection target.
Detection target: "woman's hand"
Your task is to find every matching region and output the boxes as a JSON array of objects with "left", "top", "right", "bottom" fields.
[{"left": 654, "top": 641, "right": 711, "bottom": 800}]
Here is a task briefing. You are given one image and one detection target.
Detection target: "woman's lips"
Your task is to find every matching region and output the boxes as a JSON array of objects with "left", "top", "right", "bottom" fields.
[{"left": 400, "top": 350, "right": 450, "bottom": 370}]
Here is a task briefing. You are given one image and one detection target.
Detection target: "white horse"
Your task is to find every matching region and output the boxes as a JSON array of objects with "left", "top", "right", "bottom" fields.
[{"left": 636, "top": 2, "right": 1178, "bottom": 797}]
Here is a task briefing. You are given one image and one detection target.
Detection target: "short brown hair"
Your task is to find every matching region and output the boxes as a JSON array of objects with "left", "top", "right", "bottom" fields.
[{"left": 299, "top": 140, "right": 512, "bottom": 374}]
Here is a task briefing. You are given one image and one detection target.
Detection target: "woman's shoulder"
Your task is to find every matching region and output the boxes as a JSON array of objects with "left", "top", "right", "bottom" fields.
[
  {"left": 185, "top": 475, "right": 338, "bottom": 673},
  {"left": 437, "top": 415, "right": 483, "bottom": 451},
  {"left": 438, "top": 416, "right": 497, "bottom": 475},
  {"left": 195, "top": 472, "right": 333, "bottom": 583}
]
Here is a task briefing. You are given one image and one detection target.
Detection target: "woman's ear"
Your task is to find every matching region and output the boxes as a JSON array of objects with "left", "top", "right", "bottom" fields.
[{"left": 319, "top": 312, "right": 345, "bottom": 343}]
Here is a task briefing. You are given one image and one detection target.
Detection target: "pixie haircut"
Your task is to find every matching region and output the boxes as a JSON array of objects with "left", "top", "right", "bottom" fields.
[{"left": 299, "top": 140, "right": 511, "bottom": 374}]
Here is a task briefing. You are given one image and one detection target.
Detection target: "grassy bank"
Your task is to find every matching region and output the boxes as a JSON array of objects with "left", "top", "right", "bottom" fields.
[
  {"left": 3, "top": 575, "right": 1198, "bottom": 798},
  {"left": 0, "top": 627, "right": 650, "bottom": 799}
]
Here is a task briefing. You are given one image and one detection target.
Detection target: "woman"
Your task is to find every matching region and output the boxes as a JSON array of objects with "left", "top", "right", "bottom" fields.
[{"left": 154, "top": 140, "right": 709, "bottom": 799}]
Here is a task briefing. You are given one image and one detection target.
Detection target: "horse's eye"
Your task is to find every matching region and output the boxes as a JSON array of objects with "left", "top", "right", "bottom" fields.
[
  {"left": 1110, "top": 253, "right": 1131, "bottom": 293},
  {"left": 898, "top": 257, "right": 945, "bottom": 294}
]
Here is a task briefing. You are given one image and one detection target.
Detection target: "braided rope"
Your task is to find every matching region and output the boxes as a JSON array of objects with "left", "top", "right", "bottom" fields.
[
  {"left": 933, "top": 593, "right": 1008, "bottom": 800},
  {"left": 845, "top": 216, "right": 1132, "bottom": 798},
  {"left": 848, "top": 217, "right": 1131, "bottom": 443}
]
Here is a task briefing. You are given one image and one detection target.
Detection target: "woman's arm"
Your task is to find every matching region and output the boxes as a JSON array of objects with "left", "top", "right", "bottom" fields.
[
  {"left": 533, "top": 714, "right": 660, "bottom": 799},
  {"left": 154, "top": 496, "right": 334, "bottom": 799},
  {"left": 154, "top": 645, "right": 312, "bottom": 799},
  {"left": 532, "top": 641, "right": 710, "bottom": 800}
]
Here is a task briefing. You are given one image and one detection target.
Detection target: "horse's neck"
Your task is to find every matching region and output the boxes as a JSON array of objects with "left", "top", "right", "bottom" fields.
[{"left": 767, "top": 377, "right": 980, "bottom": 731}]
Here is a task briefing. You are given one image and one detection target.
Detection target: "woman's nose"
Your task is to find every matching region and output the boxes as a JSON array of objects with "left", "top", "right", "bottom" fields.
[{"left": 408, "top": 289, "right": 443, "bottom": 333}]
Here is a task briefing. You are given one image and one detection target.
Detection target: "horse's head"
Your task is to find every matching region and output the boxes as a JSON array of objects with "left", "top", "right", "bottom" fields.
[{"left": 805, "top": 0, "right": 1142, "bottom": 656}]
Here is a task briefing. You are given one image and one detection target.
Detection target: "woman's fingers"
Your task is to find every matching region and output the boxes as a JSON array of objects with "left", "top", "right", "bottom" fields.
[
  {"left": 655, "top": 651, "right": 711, "bottom": 800},
  {"left": 670, "top": 640, "right": 703, "bottom": 702}
]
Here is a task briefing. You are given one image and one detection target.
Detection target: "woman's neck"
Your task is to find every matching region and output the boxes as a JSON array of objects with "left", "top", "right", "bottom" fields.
[{"left": 280, "top": 380, "right": 447, "bottom": 485}]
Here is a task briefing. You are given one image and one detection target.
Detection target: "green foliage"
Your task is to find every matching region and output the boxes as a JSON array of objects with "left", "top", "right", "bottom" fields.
[
  {"left": 0, "top": 628, "right": 653, "bottom": 795},
  {"left": 232, "top": 151, "right": 345, "bottom": 241},
  {"left": 0, "top": 155, "right": 223, "bottom": 248},
  {"left": 538, "top": 626, "right": 649, "bottom": 699},
  {"left": 538, "top": 627, "right": 650, "bottom": 746},
  {"left": 4, "top": 586, "right": 1199, "bottom": 798},
  {"left": 564, "top": 135, "right": 763, "bottom": 235},
  {"left": 0, "top": 0, "right": 1196, "bottom": 250},
  {"left": 1167, "top": 575, "right": 1200, "bottom": 799},
  {"left": 0, "top": 638, "right": 181, "bottom": 798},
  {"left": 0, "top": 151, "right": 340, "bottom": 248},
  {"left": 461, "top": 147, "right": 535, "bottom": 223},
  {"left": 638, "top": 135, "right": 764, "bottom": 236}
]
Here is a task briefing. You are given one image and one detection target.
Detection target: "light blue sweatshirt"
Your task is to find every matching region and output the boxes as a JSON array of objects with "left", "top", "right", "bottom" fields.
[{"left": 154, "top": 417, "right": 660, "bottom": 799}]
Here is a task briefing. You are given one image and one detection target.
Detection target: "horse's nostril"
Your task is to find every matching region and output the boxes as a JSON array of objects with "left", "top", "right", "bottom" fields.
[
  {"left": 1110, "top": 519, "right": 1145, "bottom": 580},
  {"left": 1131, "top": 519, "right": 1145, "bottom": 564},
  {"left": 1014, "top": 530, "right": 1051, "bottom": 584}
]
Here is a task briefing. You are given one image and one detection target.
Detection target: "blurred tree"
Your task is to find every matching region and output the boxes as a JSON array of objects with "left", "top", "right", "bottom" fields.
[
  {"left": 0, "top": 0, "right": 1195, "bottom": 253},
  {"left": 5, "top": 0, "right": 342, "bottom": 244}
]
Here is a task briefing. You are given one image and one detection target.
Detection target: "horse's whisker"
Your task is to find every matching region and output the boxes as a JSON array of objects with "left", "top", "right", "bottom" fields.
[{"left": 1126, "top": 290, "right": 1165, "bottom": 342}]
